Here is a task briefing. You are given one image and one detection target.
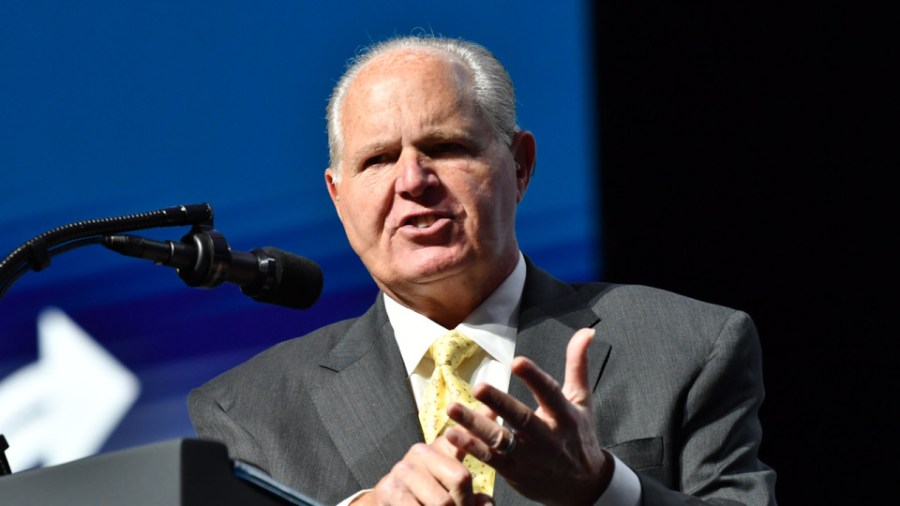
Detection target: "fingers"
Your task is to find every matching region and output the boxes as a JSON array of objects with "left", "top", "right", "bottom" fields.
[
  {"left": 441, "top": 328, "right": 604, "bottom": 505},
  {"left": 450, "top": 327, "right": 597, "bottom": 441},
  {"left": 427, "top": 437, "right": 475, "bottom": 502},
  {"left": 444, "top": 404, "right": 523, "bottom": 480},
  {"left": 432, "top": 433, "right": 468, "bottom": 462},
  {"left": 523, "top": 327, "right": 596, "bottom": 411},
  {"left": 372, "top": 441, "right": 475, "bottom": 506},
  {"left": 445, "top": 328, "right": 598, "bottom": 462},
  {"left": 445, "top": 403, "right": 505, "bottom": 464},
  {"left": 503, "top": 327, "right": 595, "bottom": 424},
  {"left": 470, "top": 381, "right": 549, "bottom": 439}
]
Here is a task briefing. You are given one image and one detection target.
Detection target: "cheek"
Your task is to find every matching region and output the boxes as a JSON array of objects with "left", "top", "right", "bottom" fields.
[
  {"left": 456, "top": 175, "right": 507, "bottom": 232},
  {"left": 480, "top": 177, "right": 520, "bottom": 238},
  {"left": 477, "top": 170, "right": 515, "bottom": 208},
  {"left": 340, "top": 182, "right": 392, "bottom": 239}
]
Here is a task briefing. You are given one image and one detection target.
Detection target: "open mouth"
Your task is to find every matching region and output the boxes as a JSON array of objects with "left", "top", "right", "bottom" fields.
[{"left": 405, "top": 215, "right": 439, "bottom": 229}]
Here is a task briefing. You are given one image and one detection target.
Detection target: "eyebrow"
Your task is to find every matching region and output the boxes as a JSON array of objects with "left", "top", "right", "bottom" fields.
[
  {"left": 417, "top": 123, "right": 490, "bottom": 149},
  {"left": 356, "top": 141, "right": 394, "bottom": 156},
  {"left": 348, "top": 141, "right": 395, "bottom": 168},
  {"left": 354, "top": 129, "right": 477, "bottom": 155}
]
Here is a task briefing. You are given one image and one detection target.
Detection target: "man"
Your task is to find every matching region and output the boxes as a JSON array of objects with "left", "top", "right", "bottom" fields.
[{"left": 189, "top": 36, "right": 776, "bottom": 505}]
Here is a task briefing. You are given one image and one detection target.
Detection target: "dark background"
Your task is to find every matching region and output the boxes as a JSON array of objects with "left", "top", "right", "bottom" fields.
[{"left": 594, "top": 2, "right": 890, "bottom": 503}]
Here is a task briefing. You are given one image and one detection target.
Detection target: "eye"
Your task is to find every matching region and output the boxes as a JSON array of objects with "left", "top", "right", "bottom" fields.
[
  {"left": 362, "top": 153, "right": 393, "bottom": 168},
  {"left": 429, "top": 142, "right": 467, "bottom": 157}
]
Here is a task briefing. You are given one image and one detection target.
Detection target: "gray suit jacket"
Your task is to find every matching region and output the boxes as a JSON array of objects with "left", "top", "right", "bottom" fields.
[{"left": 188, "top": 261, "right": 776, "bottom": 505}]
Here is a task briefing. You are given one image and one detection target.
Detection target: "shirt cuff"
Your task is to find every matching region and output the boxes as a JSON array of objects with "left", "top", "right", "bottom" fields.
[
  {"left": 336, "top": 489, "right": 370, "bottom": 506},
  {"left": 596, "top": 452, "right": 642, "bottom": 506}
]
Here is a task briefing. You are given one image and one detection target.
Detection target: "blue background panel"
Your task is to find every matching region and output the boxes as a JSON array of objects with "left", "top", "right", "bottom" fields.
[{"left": 0, "top": 0, "right": 597, "bottom": 466}]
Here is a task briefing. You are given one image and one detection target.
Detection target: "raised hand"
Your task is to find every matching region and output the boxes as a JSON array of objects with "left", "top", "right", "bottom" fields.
[{"left": 444, "top": 328, "right": 613, "bottom": 506}]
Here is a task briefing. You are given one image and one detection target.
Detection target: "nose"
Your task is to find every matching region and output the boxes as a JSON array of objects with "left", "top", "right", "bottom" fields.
[{"left": 395, "top": 151, "right": 437, "bottom": 198}]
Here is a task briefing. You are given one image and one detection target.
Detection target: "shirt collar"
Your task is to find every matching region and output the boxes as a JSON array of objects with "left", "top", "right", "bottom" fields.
[{"left": 384, "top": 252, "right": 526, "bottom": 376}]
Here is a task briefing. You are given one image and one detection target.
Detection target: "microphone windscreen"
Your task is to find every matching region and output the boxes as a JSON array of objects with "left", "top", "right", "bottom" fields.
[{"left": 252, "top": 247, "right": 323, "bottom": 309}]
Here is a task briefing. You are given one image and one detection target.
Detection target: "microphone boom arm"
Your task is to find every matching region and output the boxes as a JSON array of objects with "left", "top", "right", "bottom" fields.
[
  {"left": 0, "top": 203, "right": 213, "bottom": 299},
  {"left": 0, "top": 203, "right": 322, "bottom": 309}
]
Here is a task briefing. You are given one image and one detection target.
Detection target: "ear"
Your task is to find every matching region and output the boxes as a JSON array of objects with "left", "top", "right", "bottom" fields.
[
  {"left": 509, "top": 131, "right": 536, "bottom": 203},
  {"left": 324, "top": 168, "right": 343, "bottom": 221}
]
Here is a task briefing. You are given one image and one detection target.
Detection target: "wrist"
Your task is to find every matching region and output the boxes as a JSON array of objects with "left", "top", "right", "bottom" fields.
[{"left": 583, "top": 449, "right": 615, "bottom": 505}]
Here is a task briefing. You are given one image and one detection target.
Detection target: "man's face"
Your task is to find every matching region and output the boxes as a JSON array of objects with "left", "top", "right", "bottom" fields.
[{"left": 325, "top": 50, "right": 532, "bottom": 301}]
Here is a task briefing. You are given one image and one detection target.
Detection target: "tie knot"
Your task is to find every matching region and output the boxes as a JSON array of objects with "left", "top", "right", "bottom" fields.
[{"left": 429, "top": 330, "right": 479, "bottom": 370}]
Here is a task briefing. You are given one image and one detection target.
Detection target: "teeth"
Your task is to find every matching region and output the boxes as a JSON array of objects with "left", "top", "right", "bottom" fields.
[{"left": 410, "top": 215, "right": 437, "bottom": 228}]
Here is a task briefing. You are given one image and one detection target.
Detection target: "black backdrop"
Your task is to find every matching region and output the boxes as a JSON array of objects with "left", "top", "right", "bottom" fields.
[{"left": 594, "top": 3, "right": 890, "bottom": 503}]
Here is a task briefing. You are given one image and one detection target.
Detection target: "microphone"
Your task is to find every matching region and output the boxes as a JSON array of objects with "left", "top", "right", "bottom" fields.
[{"left": 102, "top": 227, "right": 323, "bottom": 309}]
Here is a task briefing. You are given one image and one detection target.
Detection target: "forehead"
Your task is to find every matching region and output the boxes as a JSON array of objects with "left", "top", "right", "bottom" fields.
[
  {"left": 352, "top": 48, "right": 471, "bottom": 99},
  {"left": 340, "top": 49, "right": 479, "bottom": 137}
]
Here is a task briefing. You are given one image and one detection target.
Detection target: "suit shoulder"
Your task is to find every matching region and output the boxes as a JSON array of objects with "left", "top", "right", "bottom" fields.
[
  {"left": 189, "top": 316, "right": 360, "bottom": 405},
  {"left": 595, "top": 283, "right": 734, "bottom": 313},
  {"left": 584, "top": 282, "right": 756, "bottom": 350},
  {"left": 590, "top": 283, "right": 738, "bottom": 316}
]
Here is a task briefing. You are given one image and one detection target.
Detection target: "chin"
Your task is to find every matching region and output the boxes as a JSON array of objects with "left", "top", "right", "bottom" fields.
[{"left": 395, "top": 249, "right": 474, "bottom": 284}]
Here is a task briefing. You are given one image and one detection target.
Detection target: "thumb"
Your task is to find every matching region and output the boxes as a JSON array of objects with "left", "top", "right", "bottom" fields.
[{"left": 562, "top": 328, "right": 595, "bottom": 405}]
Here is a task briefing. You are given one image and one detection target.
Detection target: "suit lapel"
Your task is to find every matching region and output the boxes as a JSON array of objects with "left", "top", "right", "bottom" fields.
[
  {"left": 310, "top": 297, "right": 423, "bottom": 489},
  {"left": 492, "top": 260, "right": 612, "bottom": 504},
  {"left": 509, "top": 259, "right": 610, "bottom": 406}
]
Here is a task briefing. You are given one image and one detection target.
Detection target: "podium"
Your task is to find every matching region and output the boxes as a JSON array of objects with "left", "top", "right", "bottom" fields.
[{"left": 0, "top": 438, "right": 325, "bottom": 505}]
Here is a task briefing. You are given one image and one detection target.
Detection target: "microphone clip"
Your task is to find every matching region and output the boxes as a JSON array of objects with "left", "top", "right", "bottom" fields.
[{"left": 176, "top": 225, "right": 232, "bottom": 288}]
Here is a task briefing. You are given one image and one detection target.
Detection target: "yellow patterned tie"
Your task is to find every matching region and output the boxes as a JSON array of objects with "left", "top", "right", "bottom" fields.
[{"left": 418, "top": 330, "right": 496, "bottom": 495}]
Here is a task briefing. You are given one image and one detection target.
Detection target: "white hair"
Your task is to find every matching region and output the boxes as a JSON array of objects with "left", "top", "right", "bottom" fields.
[{"left": 326, "top": 36, "right": 518, "bottom": 179}]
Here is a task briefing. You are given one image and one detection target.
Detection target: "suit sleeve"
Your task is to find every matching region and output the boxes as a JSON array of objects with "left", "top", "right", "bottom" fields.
[
  {"left": 639, "top": 311, "right": 777, "bottom": 506},
  {"left": 187, "top": 387, "right": 271, "bottom": 473}
]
